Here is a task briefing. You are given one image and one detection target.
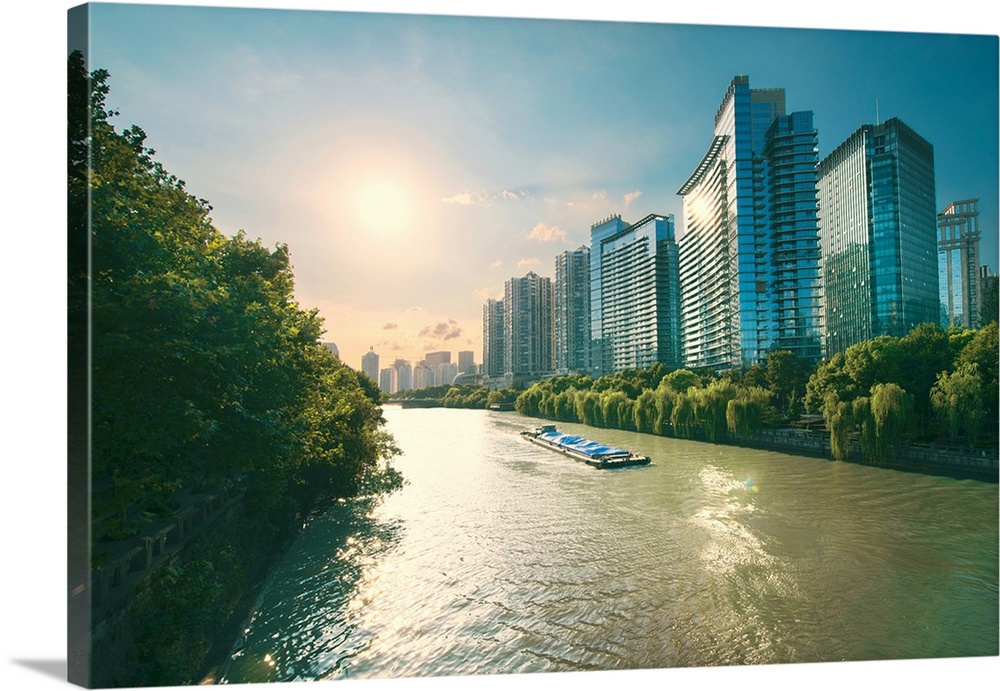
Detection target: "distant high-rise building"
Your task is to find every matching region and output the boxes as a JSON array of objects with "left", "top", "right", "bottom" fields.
[
  {"left": 938, "top": 199, "right": 982, "bottom": 329},
  {"left": 817, "top": 117, "right": 938, "bottom": 354},
  {"left": 980, "top": 266, "right": 998, "bottom": 325},
  {"left": 393, "top": 358, "right": 413, "bottom": 392},
  {"left": 361, "top": 347, "right": 379, "bottom": 383},
  {"left": 436, "top": 361, "right": 459, "bottom": 386},
  {"left": 677, "top": 75, "right": 821, "bottom": 370},
  {"left": 483, "top": 298, "right": 506, "bottom": 381},
  {"left": 378, "top": 367, "right": 397, "bottom": 394},
  {"left": 424, "top": 351, "right": 451, "bottom": 368},
  {"left": 322, "top": 342, "right": 340, "bottom": 358},
  {"left": 412, "top": 364, "right": 434, "bottom": 390},
  {"left": 554, "top": 246, "right": 591, "bottom": 375},
  {"left": 458, "top": 350, "right": 476, "bottom": 374},
  {"left": 504, "top": 271, "right": 554, "bottom": 386},
  {"left": 591, "top": 214, "right": 681, "bottom": 373}
]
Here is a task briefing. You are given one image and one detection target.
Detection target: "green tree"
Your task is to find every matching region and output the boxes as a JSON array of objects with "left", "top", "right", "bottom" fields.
[
  {"left": 726, "top": 386, "right": 771, "bottom": 438},
  {"left": 956, "top": 322, "right": 999, "bottom": 438},
  {"left": 822, "top": 391, "right": 854, "bottom": 462},
  {"left": 930, "top": 363, "right": 984, "bottom": 446},
  {"left": 852, "top": 396, "right": 877, "bottom": 464},
  {"left": 981, "top": 278, "right": 999, "bottom": 326},
  {"left": 662, "top": 369, "right": 701, "bottom": 395},
  {"left": 671, "top": 393, "right": 697, "bottom": 439},
  {"left": 869, "top": 383, "right": 912, "bottom": 464},
  {"left": 765, "top": 350, "right": 809, "bottom": 419},
  {"left": 652, "top": 381, "right": 677, "bottom": 436},
  {"left": 633, "top": 389, "right": 657, "bottom": 433},
  {"left": 897, "top": 323, "right": 951, "bottom": 425},
  {"left": 75, "top": 52, "right": 401, "bottom": 539}
]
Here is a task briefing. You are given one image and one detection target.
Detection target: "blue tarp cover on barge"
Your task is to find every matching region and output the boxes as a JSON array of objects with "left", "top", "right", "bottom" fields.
[{"left": 538, "top": 431, "right": 629, "bottom": 458}]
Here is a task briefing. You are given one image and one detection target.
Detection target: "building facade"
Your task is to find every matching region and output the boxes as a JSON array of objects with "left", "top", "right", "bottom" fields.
[
  {"left": 378, "top": 367, "right": 397, "bottom": 394},
  {"left": 762, "top": 111, "right": 824, "bottom": 362},
  {"left": 393, "top": 358, "right": 413, "bottom": 392},
  {"left": 412, "top": 364, "right": 434, "bottom": 390},
  {"left": 458, "top": 350, "right": 476, "bottom": 374},
  {"left": 504, "top": 271, "right": 554, "bottom": 386},
  {"left": 482, "top": 298, "right": 506, "bottom": 379},
  {"left": 818, "top": 117, "right": 938, "bottom": 354},
  {"left": 938, "top": 198, "right": 982, "bottom": 329},
  {"left": 554, "top": 246, "right": 591, "bottom": 375},
  {"left": 589, "top": 215, "right": 626, "bottom": 376},
  {"left": 361, "top": 347, "right": 379, "bottom": 383},
  {"left": 593, "top": 214, "right": 682, "bottom": 373},
  {"left": 677, "top": 75, "right": 822, "bottom": 370}
]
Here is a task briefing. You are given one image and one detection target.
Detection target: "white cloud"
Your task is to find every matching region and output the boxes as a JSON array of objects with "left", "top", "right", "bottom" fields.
[
  {"left": 442, "top": 187, "right": 533, "bottom": 206},
  {"left": 490, "top": 260, "right": 504, "bottom": 268},
  {"left": 624, "top": 189, "right": 643, "bottom": 206},
  {"left": 442, "top": 191, "right": 491, "bottom": 206},
  {"left": 528, "top": 222, "right": 567, "bottom": 242},
  {"left": 517, "top": 257, "right": 541, "bottom": 268}
]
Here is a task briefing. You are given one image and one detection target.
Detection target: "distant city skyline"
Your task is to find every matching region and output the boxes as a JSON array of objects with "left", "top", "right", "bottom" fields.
[{"left": 72, "top": 2, "right": 998, "bottom": 373}]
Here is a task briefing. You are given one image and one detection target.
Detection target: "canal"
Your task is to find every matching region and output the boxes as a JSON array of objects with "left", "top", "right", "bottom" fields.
[{"left": 215, "top": 406, "right": 998, "bottom": 684}]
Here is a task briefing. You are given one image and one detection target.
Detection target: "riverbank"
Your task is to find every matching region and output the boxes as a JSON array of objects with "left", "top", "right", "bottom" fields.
[{"left": 389, "top": 401, "right": 1000, "bottom": 481}]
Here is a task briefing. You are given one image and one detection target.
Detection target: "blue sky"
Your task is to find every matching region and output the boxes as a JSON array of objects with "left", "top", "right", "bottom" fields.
[{"left": 71, "top": 2, "right": 999, "bottom": 370}]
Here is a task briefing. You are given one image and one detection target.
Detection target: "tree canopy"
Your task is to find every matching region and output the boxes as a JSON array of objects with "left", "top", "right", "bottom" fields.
[{"left": 71, "top": 51, "right": 402, "bottom": 540}]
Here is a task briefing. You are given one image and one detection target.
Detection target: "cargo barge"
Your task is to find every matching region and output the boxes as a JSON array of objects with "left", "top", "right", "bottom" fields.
[{"left": 520, "top": 425, "right": 651, "bottom": 469}]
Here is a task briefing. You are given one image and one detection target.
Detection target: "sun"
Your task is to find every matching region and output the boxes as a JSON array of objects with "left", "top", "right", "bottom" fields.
[{"left": 354, "top": 178, "right": 413, "bottom": 237}]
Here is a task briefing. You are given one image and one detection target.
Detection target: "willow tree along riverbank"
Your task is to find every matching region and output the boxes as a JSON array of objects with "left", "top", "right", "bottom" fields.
[
  {"left": 69, "top": 51, "right": 403, "bottom": 688},
  {"left": 514, "top": 324, "right": 999, "bottom": 470}
]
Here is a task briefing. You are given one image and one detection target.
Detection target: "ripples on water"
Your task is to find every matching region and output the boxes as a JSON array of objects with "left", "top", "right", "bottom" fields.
[{"left": 218, "top": 408, "right": 998, "bottom": 684}]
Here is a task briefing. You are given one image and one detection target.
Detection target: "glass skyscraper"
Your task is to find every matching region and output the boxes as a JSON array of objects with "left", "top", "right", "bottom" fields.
[
  {"left": 589, "top": 215, "right": 626, "bottom": 377},
  {"left": 554, "top": 246, "right": 591, "bottom": 375},
  {"left": 937, "top": 198, "right": 981, "bottom": 328},
  {"left": 591, "top": 213, "right": 682, "bottom": 373},
  {"left": 677, "top": 75, "right": 821, "bottom": 370},
  {"left": 818, "top": 118, "right": 938, "bottom": 354}
]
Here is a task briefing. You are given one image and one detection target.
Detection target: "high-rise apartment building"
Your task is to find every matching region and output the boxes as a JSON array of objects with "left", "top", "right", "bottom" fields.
[
  {"left": 458, "top": 350, "right": 476, "bottom": 374},
  {"left": 554, "top": 246, "right": 591, "bottom": 375},
  {"left": 393, "top": 358, "right": 413, "bottom": 392},
  {"left": 361, "top": 347, "right": 379, "bottom": 383},
  {"left": 817, "top": 117, "right": 938, "bottom": 354},
  {"left": 424, "top": 351, "right": 451, "bottom": 368},
  {"left": 677, "top": 75, "right": 822, "bottom": 370},
  {"left": 763, "top": 112, "right": 824, "bottom": 362},
  {"left": 504, "top": 271, "right": 554, "bottom": 386},
  {"left": 378, "top": 367, "right": 397, "bottom": 394},
  {"left": 412, "top": 364, "right": 434, "bottom": 390},
  {"left": 482, "top": 298, "right": 505, "bottom": 380},
  {"left": 591, "top": 214, "right": 681, "bottom": 373},
  {"left": 938, "top": 198, "right": 982, "bottom": 328},
  {"left": 589, "top": 215, "right": 626, "bottom": 376}
]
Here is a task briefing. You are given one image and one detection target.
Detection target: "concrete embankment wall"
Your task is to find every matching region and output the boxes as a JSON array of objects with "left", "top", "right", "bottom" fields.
[{"left": 732, "top": 428, "right": 998, "bottom": 482}]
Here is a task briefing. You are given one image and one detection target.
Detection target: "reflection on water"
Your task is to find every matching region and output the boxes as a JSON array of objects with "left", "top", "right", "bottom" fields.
[{"left": 218, "top": 408, "right": 998, "bottom": 683}]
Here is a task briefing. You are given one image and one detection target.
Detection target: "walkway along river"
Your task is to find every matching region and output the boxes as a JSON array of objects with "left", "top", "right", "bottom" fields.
[{"left": 215, "top": 407, "right": 998, "bottom": 683}]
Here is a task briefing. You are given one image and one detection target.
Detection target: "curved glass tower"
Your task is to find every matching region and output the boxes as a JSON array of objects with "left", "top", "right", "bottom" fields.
[{"left": 678, "top": 75, "right": 821, "bottom": 370}]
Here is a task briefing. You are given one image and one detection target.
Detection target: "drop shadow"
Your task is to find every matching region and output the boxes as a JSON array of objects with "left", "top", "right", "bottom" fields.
[{"left": 10, "top": 659, "right": 67, "bottom": 682}]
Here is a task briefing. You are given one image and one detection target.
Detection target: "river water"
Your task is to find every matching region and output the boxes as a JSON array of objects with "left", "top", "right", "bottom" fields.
[{"left": 216, "top": 407, "right": 998, "bottom": 684}]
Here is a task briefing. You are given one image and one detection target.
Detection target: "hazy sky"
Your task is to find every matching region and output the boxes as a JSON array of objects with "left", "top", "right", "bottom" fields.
[{"left": 74, "top": 1, "right": 999, "bottom": 372}]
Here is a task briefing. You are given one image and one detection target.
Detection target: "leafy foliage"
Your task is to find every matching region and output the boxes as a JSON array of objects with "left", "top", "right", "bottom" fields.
[{"left": 71, "top": 51, "right": 402, "bottom": 541}]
